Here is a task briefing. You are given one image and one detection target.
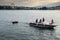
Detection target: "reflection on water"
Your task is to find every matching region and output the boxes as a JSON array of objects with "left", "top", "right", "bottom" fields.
[{"left": 0, "top": 10, "right": 60, "bottom": 40}]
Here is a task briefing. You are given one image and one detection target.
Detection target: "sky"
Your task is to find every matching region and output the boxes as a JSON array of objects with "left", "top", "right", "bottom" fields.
[{"left": 0, "top": 0, "right": 60, "bottom": 7}]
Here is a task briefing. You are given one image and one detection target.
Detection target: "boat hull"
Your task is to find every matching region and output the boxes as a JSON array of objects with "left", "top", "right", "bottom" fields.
[{"left": 29, "top": 23, "right": 56, "bottom": 29}]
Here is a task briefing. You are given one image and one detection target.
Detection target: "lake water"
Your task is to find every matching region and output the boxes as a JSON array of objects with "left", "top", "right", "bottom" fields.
[{"left": 0, "top": 10, "right": 60, "bottom": 40}]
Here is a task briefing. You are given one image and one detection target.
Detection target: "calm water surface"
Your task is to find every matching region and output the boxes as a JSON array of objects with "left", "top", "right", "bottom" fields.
[{"left": 0, "top": 10, "right": 60, "bottom": 40}]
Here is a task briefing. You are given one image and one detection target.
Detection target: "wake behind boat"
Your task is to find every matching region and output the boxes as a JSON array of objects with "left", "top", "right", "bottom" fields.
[{"left": 29, "top": 18, "right": 57, "bottom": 29}]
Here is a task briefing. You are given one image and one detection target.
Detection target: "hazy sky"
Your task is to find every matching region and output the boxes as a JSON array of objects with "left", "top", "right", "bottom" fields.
[{"left": 0, "top": 0, "right": 60, "bottom": 7}]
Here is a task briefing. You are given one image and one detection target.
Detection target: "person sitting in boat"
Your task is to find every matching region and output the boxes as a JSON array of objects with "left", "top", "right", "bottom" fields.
[
  {"left": 49, "top": 19, "right": 54, "bottom": 24},
  {"left": 39, "top": 19, "right": 42, "bottom": 23},
  {"left": 42, "top": 18, "right": 49, "bottom": 25},
  {"left": 36, "top": 19, "right": 38, "bottom": 23},
  {"left": 42, "top": 17, "right": 45, "bottom": 22}
]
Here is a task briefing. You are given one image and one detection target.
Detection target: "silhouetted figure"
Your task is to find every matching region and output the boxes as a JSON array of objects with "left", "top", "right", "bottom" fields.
[
  {"left": 36, "top": 19, "right": 38, "bottom": 23},
  {"left": 39, "top": 19, "right": 41, "bottom": 23},
  {"left": 50, "top": 19, "right": 54, "bottom": 24},
  {"left": 43, "top": 17, "right": 45, "bottom": 22},
  {"left": 51, "top": 19, "right": 54, "bottom": 24}
]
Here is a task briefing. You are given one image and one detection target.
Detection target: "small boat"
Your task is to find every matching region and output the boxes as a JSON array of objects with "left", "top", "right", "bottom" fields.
[
  {"left": 29, "top": 18, "right": 57, "bottom": 29},
  {"left": 12, "top": 21, "right": 19, "bottom": 24},
  {"left": 29, "top": 23, "right": 57, "bottom": 29}
]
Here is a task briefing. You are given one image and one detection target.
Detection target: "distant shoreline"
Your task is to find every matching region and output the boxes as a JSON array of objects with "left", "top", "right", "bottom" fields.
[{"left": 0, "top": 5, "right": 60, "bottom": 10}]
